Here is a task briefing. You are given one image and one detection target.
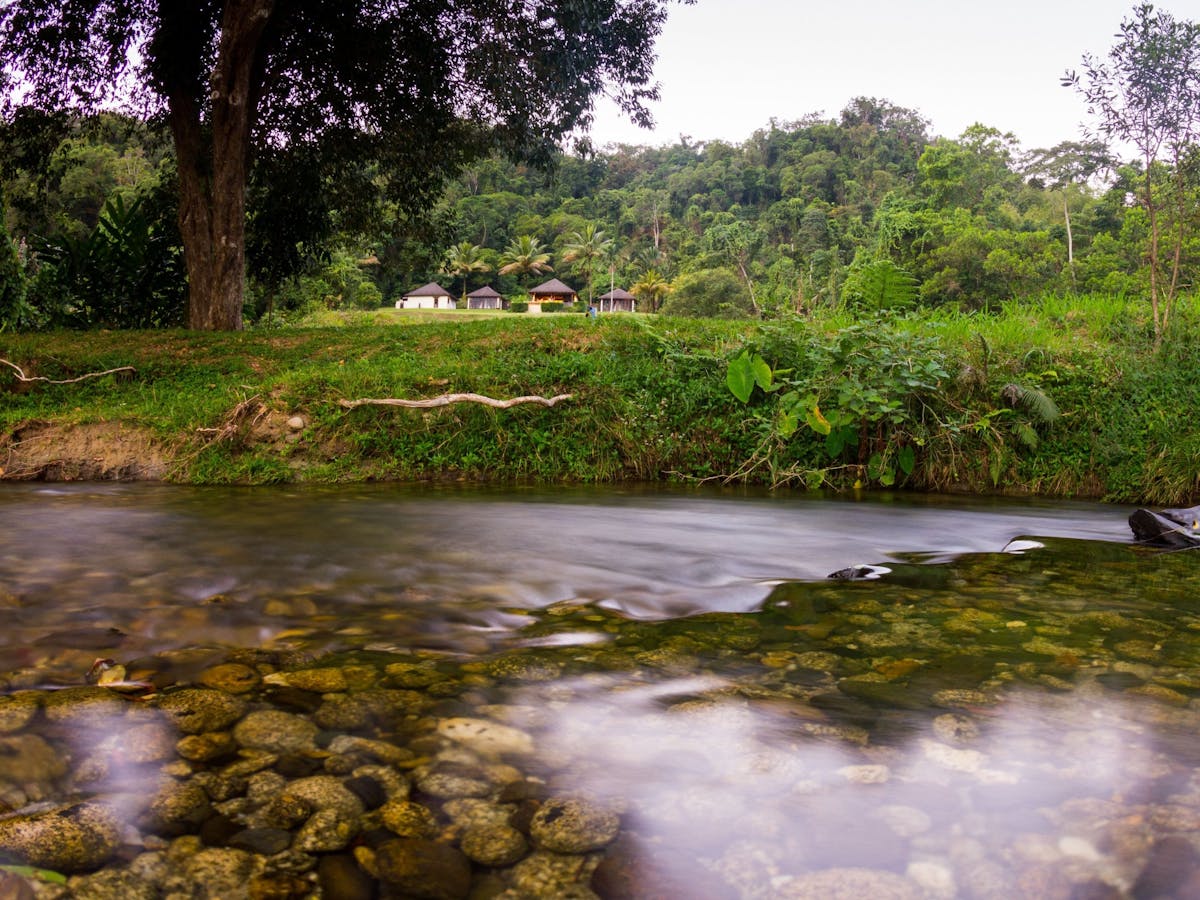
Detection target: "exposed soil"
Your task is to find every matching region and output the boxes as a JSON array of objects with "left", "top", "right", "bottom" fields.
[{"left": 0, "top": 421, "right": 173, "bottom": 482}]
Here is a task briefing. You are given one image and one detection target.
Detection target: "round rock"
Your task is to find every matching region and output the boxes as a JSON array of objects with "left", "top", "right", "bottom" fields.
[
  {"left": 0, "top": 801, "right": 122, "bottom": 872},
  {"left": 460, "top": 824, "right": 529, "bottom": 867},
  {"left": 530, "top": 798, "right": 620, "bottom": 853},
  {"left": 232, "top": 709, "right": 319, "bottom": 754},
  {"left": 156, "top": 688, "right": 247, "bottom": 734}
]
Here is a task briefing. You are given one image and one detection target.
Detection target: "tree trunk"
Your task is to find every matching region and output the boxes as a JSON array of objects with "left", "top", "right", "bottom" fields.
[{"left": 170, "top": 0, "right": 275, "bottom": 331}]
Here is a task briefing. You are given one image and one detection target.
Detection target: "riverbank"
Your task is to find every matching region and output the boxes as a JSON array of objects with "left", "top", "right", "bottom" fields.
[{"left": 2, "top": 297, "right": 1198, "bottom": 504}]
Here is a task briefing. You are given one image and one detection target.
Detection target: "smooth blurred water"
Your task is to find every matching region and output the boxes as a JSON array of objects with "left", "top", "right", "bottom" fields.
[
  {"left": 4, "top": 482, "right": 1197, "bottom": 893},
  {"left": 0, "top": 482, "right": 1133, "bottom": 659}
]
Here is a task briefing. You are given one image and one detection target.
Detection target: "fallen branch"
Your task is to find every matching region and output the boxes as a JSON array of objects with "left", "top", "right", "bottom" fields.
[
  {"left": 1, "top": 357, "right": 135, "bottom": 385},
  {"left": 339, "top": 392, "right": 573, "bottom": 410}
]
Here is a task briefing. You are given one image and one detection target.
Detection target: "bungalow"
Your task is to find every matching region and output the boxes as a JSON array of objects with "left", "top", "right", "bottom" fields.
[
  {"left": 528, "top": 278, "right": 578, "bottom": 313},
  {"left": 466, "top": 285, "right": 505, "bottom": 310},
  {"left": 597, "top": 287, "right": 636, "bottom": 313},
  {"left": 397, "top": 282, "right": 455, "bottom": 310}
]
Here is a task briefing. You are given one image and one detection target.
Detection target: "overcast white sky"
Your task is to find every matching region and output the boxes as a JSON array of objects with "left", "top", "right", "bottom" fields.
[{"left": 587, "top": 0, "right": 1158, "bottom": 151}]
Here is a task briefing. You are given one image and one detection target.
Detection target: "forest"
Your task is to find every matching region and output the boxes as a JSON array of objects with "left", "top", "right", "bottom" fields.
[{"left": 0, "top": 4, "right": 1197, "bottom": 337}]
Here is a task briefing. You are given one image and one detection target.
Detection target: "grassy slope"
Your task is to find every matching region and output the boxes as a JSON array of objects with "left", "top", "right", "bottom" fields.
[{"left": 1, "top": 299, "right": 1198, "bottom": 504}]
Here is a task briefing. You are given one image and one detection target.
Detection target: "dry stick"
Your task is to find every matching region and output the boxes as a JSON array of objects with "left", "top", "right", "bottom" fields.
[
  {"left": 1, "top": 357, "right": 135, "bottom": 384},
  {"left": 339, "top": 392, "right": 573, "bottom": 410}
]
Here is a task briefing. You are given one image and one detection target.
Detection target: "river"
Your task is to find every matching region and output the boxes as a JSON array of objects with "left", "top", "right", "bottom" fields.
[{"left": 0, "top": 482, "right": 1196, "bottom": 897}]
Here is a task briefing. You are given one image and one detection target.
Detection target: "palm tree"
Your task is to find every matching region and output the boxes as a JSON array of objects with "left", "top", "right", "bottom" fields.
[
  {"left": 561, "top": 223, "right": 614, "bottom": 306},
  {"left": 441, "top": 242, "right": 491, "bottom": 305},
  {"left": 631, "top": 269, "right": 671, "bottom": 313},
  {"left": 498, "top": 235, "right": 553, "bottom": 286}
]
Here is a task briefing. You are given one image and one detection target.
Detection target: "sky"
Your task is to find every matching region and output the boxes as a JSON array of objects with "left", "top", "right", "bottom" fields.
[{"left": 587, "top": 0, "right": 1159, "bottom": 152}]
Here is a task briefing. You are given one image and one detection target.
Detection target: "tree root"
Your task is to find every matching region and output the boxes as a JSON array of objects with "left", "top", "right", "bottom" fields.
[
  {"left": 1, "top": 357, "right": 135, "bottom": 385},
  {"left": 339, "top": 392, "right": 573, "bottom": 410}
]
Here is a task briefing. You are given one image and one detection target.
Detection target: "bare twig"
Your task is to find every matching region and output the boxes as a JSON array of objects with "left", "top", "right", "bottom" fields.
[
  {"left": 339, "top": 392, "right": 573, "bottom": 410},
  {"left": 195, "top": 397, "right": 269, "bottom": 443},
  {"left": 1, "top": 357, "right": 135, "bottom": 384}
]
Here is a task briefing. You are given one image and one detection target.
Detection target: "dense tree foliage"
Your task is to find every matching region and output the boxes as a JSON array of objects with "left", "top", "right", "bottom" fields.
[
  {"left": 2, "top": 6, "right": 1198, "bottom": 333},
  {"left": 1, "top": 0, "right": 687, "bottom": 329}
]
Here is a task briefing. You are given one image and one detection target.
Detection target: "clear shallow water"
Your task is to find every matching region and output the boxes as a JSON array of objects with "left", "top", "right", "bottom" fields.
[
  {"left": 0, "top": 482, "right": 1133, "bottom": 659},
  {"left": 1, "top": 482, "right": 1198, "bottom": 895}
]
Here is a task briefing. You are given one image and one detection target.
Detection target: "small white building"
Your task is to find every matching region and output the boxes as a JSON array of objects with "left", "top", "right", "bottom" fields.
[
  {"left": 397, "top": 282, "right": 455, "bottom": 309},
  {"left": 466, "top": 285, "right": 504, "bottom": 310}
]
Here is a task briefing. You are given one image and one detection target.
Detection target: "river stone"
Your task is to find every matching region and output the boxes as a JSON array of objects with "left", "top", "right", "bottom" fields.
[
  {"left": 41, "top": 686, "right": 129, "bottom": 726},
  {"left": 176, "top": 730, "right": 238, "bottom": 762},
  {"left": 415, "top": 764, "right": 494, "bottom": 799},
  {"left": 156, "top": 688, "right": 247, "bottom": 734},
  {"left": 140, "top": 778, "right": 212, "bottom": 835},
  {"left": 319, "top": 853, "right": 375, "bottom": 900},
  {"left": 437, "top": 717, "right": 534, "bottom": 757},
  {"left": 261, "top": 791, "right": 312, "bottom": 830},
  {"left": 385, "top": 661, "right": 446, "bottom": 688},
  {"left": 294, "top": 806, "right": 358, "bottom": 852},
  {"left": 327, "top": 734, "right": 415, "bottom": 767},
  {"left": 510, "top": 850, "right": 599, "bottom": 897},
  {"left": 374, "top": 837, "right": 472, "bottom": 899},
  {"left": 65, "top": 867, "right": 159, "bottom": 900},
  {"left": 0, "top": 693, "right": 40, "bottom": 733},
  {"left": 263, "top": 665, "right": 378, "bottom": 693},
  {"left": 111, "top": 721, "right": 178, "bottom": 764},
  {"left": 0, "top": 734, "right": 69, "bottom": 783},
  {"left": 0, "top": 801, "right": 122, "bottom": 872},
  {"left": 774, "top": 868, "right": 923, "bottom": 899},
  {"left": 198, "top": 663, "right": 261, "bottom": 694},
  {"left": 232, "top": 709, "right": 318, "bottom": 753},
  {"left": 313, "top": 688, "right": 429, "bottom": 731},
  {"left": 227, "top": 826, "right": 292, "bottom": 855},
  {"left": 280, "top": 775, "right": 365, "bottom": 819},
  {"left": 163, "top": 846, "right": 260, "bottom": 899},
  {"left": 380, "top": 799, "right": 439, "bottom": 838},
  {"left": 530, "top": 797, "right": 620, "bottom": 853},
  {"left": 460, "top": 823, "right": 528, "bottom": 866},
  {"left": 442, "top": 797, "right": 514, "bottom": 830}
]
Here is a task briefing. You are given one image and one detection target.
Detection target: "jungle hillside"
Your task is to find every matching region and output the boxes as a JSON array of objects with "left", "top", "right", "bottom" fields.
[{"left": 1, "top": 3, "right": 1199, "bottom": 503}]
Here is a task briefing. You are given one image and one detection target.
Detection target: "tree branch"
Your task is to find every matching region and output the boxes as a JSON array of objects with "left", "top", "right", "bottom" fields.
[
  {"left": 1, "top": 358, "right": 135, "bottom": 385},
  {"left": 339, "top": 392, "right": 573, "bottom": 410}
]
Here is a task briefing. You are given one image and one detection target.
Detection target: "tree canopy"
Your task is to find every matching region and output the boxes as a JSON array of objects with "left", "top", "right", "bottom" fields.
[{"left": 0, "top": 0, "right": 688, "bottom": 329}]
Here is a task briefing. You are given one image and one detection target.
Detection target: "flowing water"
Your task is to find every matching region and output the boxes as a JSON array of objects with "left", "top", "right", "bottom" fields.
[{"left": 2, "top": 482, "right": 1198, "bottom": 896}]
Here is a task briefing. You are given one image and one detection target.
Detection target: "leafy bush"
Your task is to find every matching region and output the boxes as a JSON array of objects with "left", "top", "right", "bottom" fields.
[
  {"left": 508, "top": 300, "right": 529, "bottom": 313},
  {"left": 31, "top": 194, "right": 185, "bottom": 328},
  {"left": 661, "top": 268, "right": 755, "bottom": 319},
  {"left": 541, "top": 300, "right": 564, "bottom": 313}
]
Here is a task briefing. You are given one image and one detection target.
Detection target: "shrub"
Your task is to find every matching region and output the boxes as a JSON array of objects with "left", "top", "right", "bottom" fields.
[
  {"left": 661, "top": 268, "right": 754, "bottom": 319},
  {"left": 509, "top": 300, "right": 529, "bottom": 313},
  {"left": 541, "top": 300, "right": 564, "bottom": 313}
]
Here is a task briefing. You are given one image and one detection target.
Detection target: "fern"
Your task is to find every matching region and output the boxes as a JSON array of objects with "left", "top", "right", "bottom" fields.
[{"left": 1000, "top": 383, "right": 1060, "bottom": 425}]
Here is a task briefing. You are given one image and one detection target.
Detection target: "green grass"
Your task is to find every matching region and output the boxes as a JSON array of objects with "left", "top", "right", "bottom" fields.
[{"left": 2, "top": 295, "right": 1198, "bottom": 504}]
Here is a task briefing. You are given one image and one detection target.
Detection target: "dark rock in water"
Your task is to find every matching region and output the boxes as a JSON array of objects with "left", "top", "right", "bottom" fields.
[
  {"left": 198, "top": 813, "right": 241, "bottom": 847},
  {"left": 1132, "top": 835, "right": 1200, "bottom": 898},
  {"left": 344, "top": 774, "right": 388, "bottom": 811},
  {"left": 318, "top": 853, "right": 375, "bottom": 900},
  {"left": 263, "top": 685, "right": 325, "bottom": 714},
  {"left": 827, "top": 564, "right": 892, "bottom": 581},
  {"left": 0, "top": 801, "right": 122, "bottom": 873},
  {"left": 1129, "top": 505, "right": 1200, "bottom": 548},
  {"left": 374, "top": 837, "right": 472, "bottom": 899},
  {"left": 228, "top": 826, "right": 292, "bottom": 855}
]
